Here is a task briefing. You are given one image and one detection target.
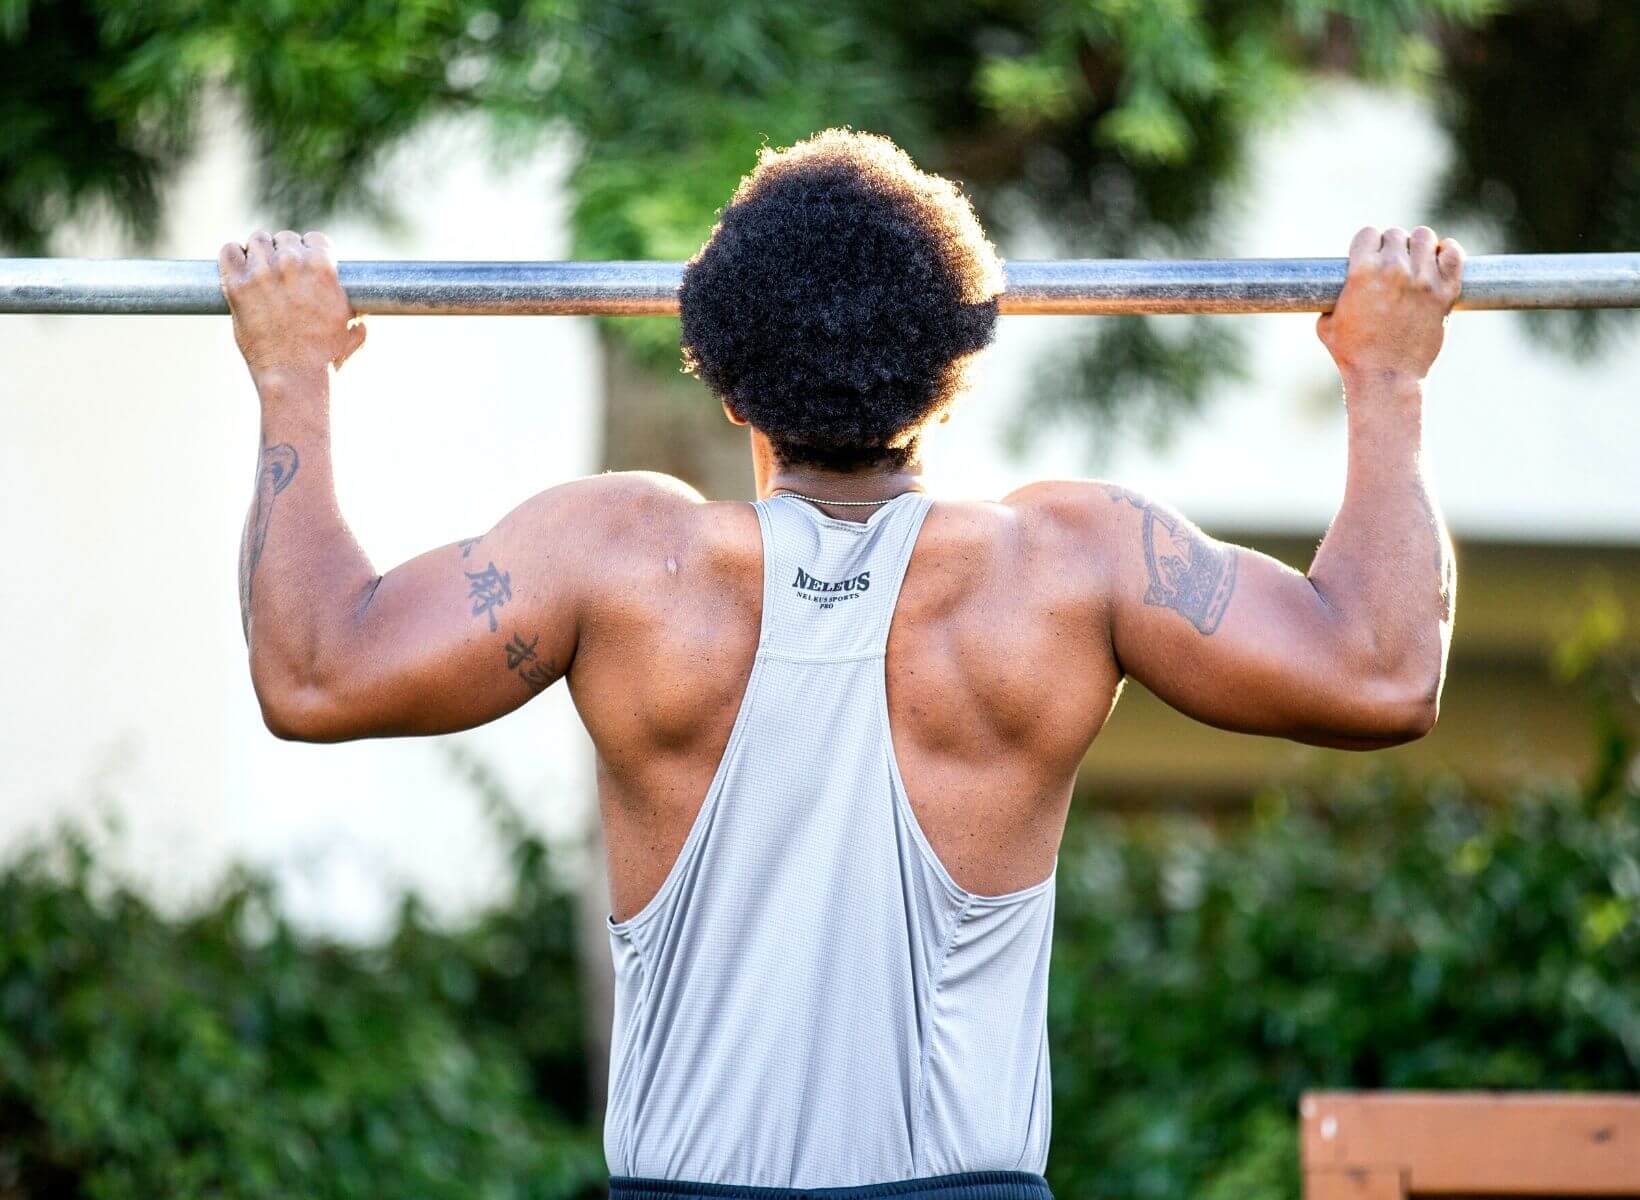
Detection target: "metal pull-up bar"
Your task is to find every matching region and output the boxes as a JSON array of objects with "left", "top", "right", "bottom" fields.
[{"left": 1, "top": 254, "right": 1637, "bottom": 316}]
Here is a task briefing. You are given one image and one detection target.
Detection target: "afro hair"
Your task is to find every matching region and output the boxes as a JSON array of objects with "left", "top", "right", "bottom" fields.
[{"left": 679, "top": 129, "right": 1003, "bottom": 471}]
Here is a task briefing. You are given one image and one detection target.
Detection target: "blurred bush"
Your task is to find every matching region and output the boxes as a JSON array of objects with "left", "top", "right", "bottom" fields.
[
  {"left": 1048, "top": 766, "right": 1638, "bottom": 1199},
  {"left": 2, "top": 698, "right": 1635, "bottom": 1200},
  {"left": 0, "top": 784, "right": 604, "bottom": 1200}
]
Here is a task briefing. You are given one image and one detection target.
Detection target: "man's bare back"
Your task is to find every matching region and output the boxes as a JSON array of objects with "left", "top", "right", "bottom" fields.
[{"left": 580, "top": 483, "right": 1119, "bottom": 919}]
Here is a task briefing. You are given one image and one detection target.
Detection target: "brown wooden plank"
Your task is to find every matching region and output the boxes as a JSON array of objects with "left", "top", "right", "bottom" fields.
[
  {"left": 1304, "top": 1166, "right": 1407, "bottom": 1200},
  {"left": 1300, "top": 1091, "right": 1640, "bottom": 1195}
]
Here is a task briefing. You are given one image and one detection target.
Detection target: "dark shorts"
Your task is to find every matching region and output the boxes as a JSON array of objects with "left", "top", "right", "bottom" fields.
[{"left": 609, "top": 1171, "right": 1053, "bottom": 1200}]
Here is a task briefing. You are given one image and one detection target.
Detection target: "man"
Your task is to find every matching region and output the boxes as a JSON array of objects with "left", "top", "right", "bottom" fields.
[{"left": 220, "top": 129, "right": 1461, "bottom": 1200}]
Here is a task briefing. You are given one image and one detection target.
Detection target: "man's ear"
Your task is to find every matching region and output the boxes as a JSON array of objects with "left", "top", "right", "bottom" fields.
[{"left": 722, "top": 400, "right": 749, "bottom": 427}]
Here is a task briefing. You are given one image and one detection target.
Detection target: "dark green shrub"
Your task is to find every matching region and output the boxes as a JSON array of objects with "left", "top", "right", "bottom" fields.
[
  {"left": 0, "top": 776, "right": 604, "bottom": 1200},
  {"left": 1046, "top": 767, "right": 1639, "bottom": 1199}
]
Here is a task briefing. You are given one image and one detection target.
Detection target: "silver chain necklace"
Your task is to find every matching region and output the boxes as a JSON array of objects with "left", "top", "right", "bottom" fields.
[{"left": 771, "top": 488, "right": 912, "bottom": 507}]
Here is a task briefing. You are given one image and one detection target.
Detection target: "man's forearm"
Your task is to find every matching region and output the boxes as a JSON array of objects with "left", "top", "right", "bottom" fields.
[
  {"left": 238, "top": 368, "right": 378, "bottom": 691},
  {"left": 1308, "top": 371, "right": 1456, "bottom": 700}
]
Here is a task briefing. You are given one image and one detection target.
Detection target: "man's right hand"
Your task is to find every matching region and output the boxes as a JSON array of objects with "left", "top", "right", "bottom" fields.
[{"left": 1316, "top": 225, "right": 1465, "bottom": 383}]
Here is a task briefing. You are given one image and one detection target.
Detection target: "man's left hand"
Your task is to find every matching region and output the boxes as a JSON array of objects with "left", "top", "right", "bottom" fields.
[{"left": 219, "top": 230, "right": 367, "bottom": 386}]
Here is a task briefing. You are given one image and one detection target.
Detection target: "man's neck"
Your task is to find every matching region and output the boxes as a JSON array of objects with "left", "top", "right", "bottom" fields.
[
  {"left": 763, "top": 466, "right": 924, "bottom": 499},
  {"left": 759, "top": 464, "right": 926, "bottom": 524},
  {"left": 744, "top": 427, "right": 928, "bottom": 518}
]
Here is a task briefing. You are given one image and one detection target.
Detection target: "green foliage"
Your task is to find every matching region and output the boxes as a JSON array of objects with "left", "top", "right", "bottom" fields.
[
  {"left": 0, "top": 777, "right": 604, "bottom": 1200},
  {"left": 1048, "top": 769, "right": 1638, "bottom": 1198},
  {"left": 0, "top": 0, "right": 572, "bottom": 253},
  {"left": 1436, "top": 0, "right": 1640, "bottom": 352},
  {"left": 0, "top": 0, "right": 205, "bottom": 252}
]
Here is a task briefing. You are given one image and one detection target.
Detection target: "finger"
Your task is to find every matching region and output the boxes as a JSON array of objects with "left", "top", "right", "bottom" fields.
[
  {"left": 1410, "top": 225, "right": 1438, "bottom": 283},
  {"left": 302, "top": 230, "right": 339, "bottom": 276},
  {"left": 334, "top": 320, "right": 368, "bottom": 369},
  {"left": 217, "top": 241, "right": 247, "bottom": 284},
  {"left": 1436, "top": 236, "right": 1466, "bottom": 287},
  {"left": 245, "top": 230, "right": 275, "bottom": 271},
  {"left": 1347, "top": 226, "right": 1380, "bottom": 273},
  {"left": 1379, "top": 226, "right": 1411, "bottom": 270},
  {"left": 272, "top": 229, "right": 303, "bottom": 266}
]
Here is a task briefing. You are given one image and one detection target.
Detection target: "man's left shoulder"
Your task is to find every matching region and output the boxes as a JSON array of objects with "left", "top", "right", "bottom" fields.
[{"left": 543, "top": 470, "right": 708, "bottom": 533}]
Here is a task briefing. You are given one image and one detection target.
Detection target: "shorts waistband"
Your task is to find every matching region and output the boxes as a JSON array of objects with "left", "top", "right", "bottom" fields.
[{"left": 609, "top": 1171, "right": 1052, "bottom": 1200}]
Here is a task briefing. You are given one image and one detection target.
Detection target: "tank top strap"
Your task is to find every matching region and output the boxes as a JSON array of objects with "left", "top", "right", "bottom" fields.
[{"left": 752, "top": 490, "right": 934, "bottom": 660}]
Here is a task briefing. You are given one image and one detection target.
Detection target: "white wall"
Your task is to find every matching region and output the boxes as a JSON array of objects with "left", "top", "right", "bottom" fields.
[{"left": 3, "top": 82, "right": 1635, "bottom": 938}]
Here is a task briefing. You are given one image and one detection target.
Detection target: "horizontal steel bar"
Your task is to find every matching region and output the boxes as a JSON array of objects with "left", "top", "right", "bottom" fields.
[{"left": 1, "top": 254, "right": 1637, "bottom": 316}]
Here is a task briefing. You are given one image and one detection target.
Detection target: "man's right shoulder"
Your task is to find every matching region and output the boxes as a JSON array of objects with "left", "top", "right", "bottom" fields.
[
  {"left": 1000, "top": 478, "right": 1131, "bottom": 547},
  {"left": 995, "top": 478, "right": 1142, "bottom": 608}
]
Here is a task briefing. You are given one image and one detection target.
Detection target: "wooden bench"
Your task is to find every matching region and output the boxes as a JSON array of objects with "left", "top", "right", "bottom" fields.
[{"left": 1300, "top": 1091, "right": 1640, "bottom": 1198}]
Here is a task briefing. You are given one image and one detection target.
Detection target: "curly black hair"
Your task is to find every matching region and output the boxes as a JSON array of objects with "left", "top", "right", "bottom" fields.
[{"left": 679, "top": 130, "right": 1003, "bottom": 471}]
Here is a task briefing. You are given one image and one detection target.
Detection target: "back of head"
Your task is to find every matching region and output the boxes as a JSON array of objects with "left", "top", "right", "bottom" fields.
[{"left": 679, "top": 129, "right": 1003, "bottom": 471}]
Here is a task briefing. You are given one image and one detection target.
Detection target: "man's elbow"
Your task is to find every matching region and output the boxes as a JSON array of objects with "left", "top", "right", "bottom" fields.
[
  {"left": 256, "top": 686, "right": 342, "bottom": 742},
  {"left": 1373, "top": 686, "right": 1440, "bottom": 745},
  {"left": 251, "top": 663, "right": 356, "bottom": 743},
  {"left": 1343, "top": 667, "right": 1442, "bottom": 747}
]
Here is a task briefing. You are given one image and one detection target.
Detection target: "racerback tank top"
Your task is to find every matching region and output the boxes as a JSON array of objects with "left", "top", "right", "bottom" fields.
[{"left": 603, "top": 489, "right": 1057, "bottom": 1188}]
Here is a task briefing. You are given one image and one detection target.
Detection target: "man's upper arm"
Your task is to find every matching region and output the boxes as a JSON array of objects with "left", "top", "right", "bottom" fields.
[
  {"left": 1079, "top": 482, "right": 1432, "bottom": 748},
  {"left": 268, "top": 472, "right": 676, "bottom": 741}
]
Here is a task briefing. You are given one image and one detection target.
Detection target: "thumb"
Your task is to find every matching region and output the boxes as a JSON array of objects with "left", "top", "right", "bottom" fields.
[
  {"left": 1315, "top": 311, "right": 1332, "bottom": 344},
  {"left": 334, "top": 319, "right": 368, "bottom": 370}
]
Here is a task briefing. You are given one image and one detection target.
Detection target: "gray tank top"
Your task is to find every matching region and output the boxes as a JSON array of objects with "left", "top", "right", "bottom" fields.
[{"left": 604, "top": 490, "right": 1057, "bottom": 1187}]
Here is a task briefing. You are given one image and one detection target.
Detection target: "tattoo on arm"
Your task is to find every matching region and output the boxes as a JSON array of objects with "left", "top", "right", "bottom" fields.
[
  {"left": 464, "top": 560, "right": 512, "bottom": 632},
  {"left": 503, "top": 631, "right": 559, "bottom": 693},
  {"left": 458, "top": 537, "right": 480, "bottom": 559},
  {"left": 1106, "top": 485, "right": 1238, "bottom": 635},
  {"left": 238, "top": 443, "right": 300, "bottom": 637}
]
